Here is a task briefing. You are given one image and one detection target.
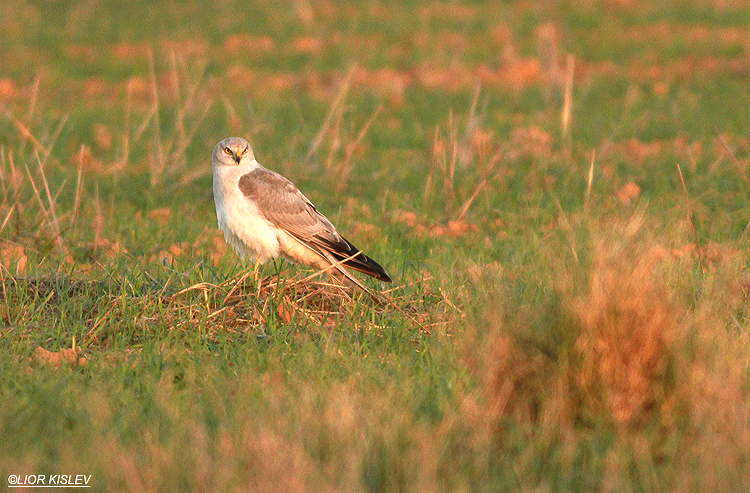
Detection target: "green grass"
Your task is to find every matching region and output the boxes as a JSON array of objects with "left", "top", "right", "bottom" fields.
[{"left": 2, "top": 0, "right": 750, "bottom": 490}]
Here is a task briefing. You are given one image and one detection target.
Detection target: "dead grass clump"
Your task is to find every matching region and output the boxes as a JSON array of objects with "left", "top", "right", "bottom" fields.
[
  {"left": 474, "top": 219, "right": 750, "bottom": 486},
  {"left": 32, "top": 346, "right": 86, "bottom": 366},
  {"left": 0, "top": 241, "right": 27, "bottom": 275},
  {"left": 572, "top": 238, "right": 677, "bottom": 427},
  {"left": 477, "top": 227, "right": 679, "bottom": 433},
  {"left": 173, "top": 268, "right": 433, "bottom": 333}
]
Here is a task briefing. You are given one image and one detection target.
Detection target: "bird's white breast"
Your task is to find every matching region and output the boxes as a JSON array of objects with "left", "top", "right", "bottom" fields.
[{"left": 212, "top": 162, "right": 281, "bottom": 263}]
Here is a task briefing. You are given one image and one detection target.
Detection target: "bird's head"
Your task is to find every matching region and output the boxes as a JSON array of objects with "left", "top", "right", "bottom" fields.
[{"left": 212, "top": 137, "right": 255, "bottom": 167}]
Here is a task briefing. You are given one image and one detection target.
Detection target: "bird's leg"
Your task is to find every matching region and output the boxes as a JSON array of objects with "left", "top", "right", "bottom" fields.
[{"left": 254, "top": 257, "right": 261, "bottom": 297}]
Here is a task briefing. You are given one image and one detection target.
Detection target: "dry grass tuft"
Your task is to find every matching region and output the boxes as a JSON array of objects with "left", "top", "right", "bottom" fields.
[
  {"left": 572, "top": 234, "right": 677, "bottom": 427},
  {"left": 478, "top": 222, "right": 679, "bottom": 432},
  {"left": 473, "top": 217, "right": 750, "bottom": 487},
  {"left": 172, "top": 269, "right": 433, "bottom": 334},
  {"left": 32, "top": 346, "right": 87, "bottom": 366},
  {"left": 1, "top": 265, "right": 437, "bottom": 357}
]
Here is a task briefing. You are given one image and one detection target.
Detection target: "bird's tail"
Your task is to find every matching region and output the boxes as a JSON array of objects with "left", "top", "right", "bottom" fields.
[{"left": 314, "top": 235, "right": 392, "bottom": 283}]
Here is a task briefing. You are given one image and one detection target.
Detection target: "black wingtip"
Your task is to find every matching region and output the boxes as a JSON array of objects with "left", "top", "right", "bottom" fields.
[
  {"left": 368, "top": 264, "right": 392, "bottom": 283},
  {"left": 310, "top": 232, "right": 393, "bottom": 282},
  {"left": 316, "top": 235, "right": 393, "bottom": 282},
  {"left": 346, "top": 253, "right": 392, "bottom": 283}
]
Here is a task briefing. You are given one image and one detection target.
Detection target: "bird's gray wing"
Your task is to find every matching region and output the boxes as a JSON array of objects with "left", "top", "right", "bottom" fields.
[
  {"left": 238, "top": 167, "right": 339, "bottom": 242},
  {"left": 238, "top": 167, "right": 392, "bottom": 282}
]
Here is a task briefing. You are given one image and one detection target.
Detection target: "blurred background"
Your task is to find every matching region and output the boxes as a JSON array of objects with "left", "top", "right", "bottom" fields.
[
  {"left": 1, "top": 1, "right": 749, "bottom": 248},
  {"left": 1, "top": 1, "right": 750, "bottom": 490}
]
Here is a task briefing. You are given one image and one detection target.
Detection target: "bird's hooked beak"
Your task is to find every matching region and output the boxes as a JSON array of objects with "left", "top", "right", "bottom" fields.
[{"left": 232, "top": 152, "right": 241, "bottom": 164}]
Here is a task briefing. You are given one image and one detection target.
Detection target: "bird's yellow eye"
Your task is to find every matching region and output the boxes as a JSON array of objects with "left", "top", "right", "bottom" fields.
[
  {"left": 241, "top": 147, "right": 248, "bottom": 156},
  {"left": 224, "top": 147, "right": 232, "bottom": 155}
]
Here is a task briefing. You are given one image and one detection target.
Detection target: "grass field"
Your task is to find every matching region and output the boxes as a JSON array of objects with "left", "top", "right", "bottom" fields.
[{"left": 2, "top": 0, "right": 750, "bottom": 490}]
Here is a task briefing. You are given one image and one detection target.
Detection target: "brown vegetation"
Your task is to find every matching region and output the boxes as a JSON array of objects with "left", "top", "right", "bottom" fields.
[{"left": 473, "top": 220, "right": 750, "bottom": 488}]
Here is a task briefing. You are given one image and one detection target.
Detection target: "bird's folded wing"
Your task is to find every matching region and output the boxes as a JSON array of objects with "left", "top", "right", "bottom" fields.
[
  {"left": 238, "top": 167, "right": 338, "bottom": 240},
  {"left": 238, "top": 167, "right": 391, "bottom": 282}
]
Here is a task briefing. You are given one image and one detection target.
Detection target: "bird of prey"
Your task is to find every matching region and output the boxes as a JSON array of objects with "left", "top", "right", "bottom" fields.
[{"left": 211, "top": 137, "right": 392, "bottom": 285}]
